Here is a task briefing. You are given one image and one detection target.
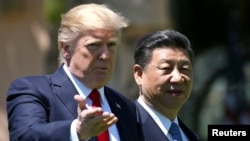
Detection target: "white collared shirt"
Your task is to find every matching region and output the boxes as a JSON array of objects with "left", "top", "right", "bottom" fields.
[
  {"left": 63, "top": 64, "right": 120, "bottom": 141},
  {"left": 137, "top": 96, "right": 189, "bottom": 141}
]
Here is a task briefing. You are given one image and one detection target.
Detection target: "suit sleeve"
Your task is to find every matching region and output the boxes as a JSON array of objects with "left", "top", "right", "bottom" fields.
[{"left": 6, "top": 77, "right": 72, "bottom": 141}]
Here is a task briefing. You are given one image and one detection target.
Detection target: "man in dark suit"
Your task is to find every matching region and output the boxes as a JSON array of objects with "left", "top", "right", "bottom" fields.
[
  {"left": 6, "top": 3, "right": 142, "bottom": 141},
  {"left": 133, "top": 29, "right": 200, "bottom": 141}
]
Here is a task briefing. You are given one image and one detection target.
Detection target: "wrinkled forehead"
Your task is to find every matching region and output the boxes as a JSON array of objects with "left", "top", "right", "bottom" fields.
[
  {"left": 151, "top": 47, "right": 192, "bottom": 61},
  {"left": 73, "top": 29, "right": 120, "bottom": 45},
  {"left": 80, "top": 29, "right": 119, "bottom": 40}
]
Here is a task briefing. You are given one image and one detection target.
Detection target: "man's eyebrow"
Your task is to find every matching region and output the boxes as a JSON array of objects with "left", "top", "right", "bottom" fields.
[{"left": 109, "top": 37, "right": 119, "bottom": 42}]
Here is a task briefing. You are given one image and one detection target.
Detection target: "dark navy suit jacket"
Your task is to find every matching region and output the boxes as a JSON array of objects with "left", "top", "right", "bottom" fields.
[
  {"left": 6, "top": 65, "right": 143, "bottom": 141},
  {"left": 135, "top": 101, "right": 200, "bottom": 141}
]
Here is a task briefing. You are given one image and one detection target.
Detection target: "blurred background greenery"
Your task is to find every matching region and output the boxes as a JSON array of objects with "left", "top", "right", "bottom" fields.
[{"left": 1, "top": 0, "right": 250, "bottom": 141}]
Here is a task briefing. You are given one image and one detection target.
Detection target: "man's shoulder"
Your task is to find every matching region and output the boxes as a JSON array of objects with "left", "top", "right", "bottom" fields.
[
  {"left": 11, "top": 74, "right": 49, "bottom": 84},
  {"left": 104, "top": 86, "right": 134, "bottom": 106},
  {"left": 9, "top": 65, "right": 63, "bottom": 86},
  {"left": 104, "top": 86, "right": 130, "bottom": 100},
  {"left": 7, "top": 74, "right": 53, "bottom": 96}
]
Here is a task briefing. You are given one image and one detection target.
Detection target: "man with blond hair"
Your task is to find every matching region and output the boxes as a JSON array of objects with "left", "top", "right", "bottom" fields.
[{"left": 7, "top": 3, "right": 143, "bottom": 141}]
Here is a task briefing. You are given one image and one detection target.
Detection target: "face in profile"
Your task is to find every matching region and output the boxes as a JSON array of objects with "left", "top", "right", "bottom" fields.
[
  {"left": 63, "top": 29, "right": 119, "bottom": 88},
  {"left": 134, "top": 46, "right": 193, "bottom": 111}
]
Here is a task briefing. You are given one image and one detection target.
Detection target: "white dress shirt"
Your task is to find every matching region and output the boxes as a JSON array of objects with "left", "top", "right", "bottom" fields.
[
  {"left": 137, "top": 96, "right": 189, "bottom": 141},
  {"left": 62, "top": 64, "right": 120, "bottom": 141}
]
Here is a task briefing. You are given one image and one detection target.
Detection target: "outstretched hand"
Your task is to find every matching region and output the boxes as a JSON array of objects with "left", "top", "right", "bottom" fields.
[{"left": 74, "top": 95, "right": 118, "bottom": 140}]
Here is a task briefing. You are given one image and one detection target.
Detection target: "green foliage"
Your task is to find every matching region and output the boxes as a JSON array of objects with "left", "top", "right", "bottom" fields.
[{"left": 43, "top": 0, "right": 67, "bottom": 25}]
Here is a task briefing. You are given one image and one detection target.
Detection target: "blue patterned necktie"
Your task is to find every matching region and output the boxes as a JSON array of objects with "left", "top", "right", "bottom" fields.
[{"left": 169, "top": 122, "right": 183, "bottom": 141}]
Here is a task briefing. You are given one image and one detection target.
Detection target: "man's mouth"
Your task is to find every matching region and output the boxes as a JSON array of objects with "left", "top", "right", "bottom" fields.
[{"left": 167, "top": 90, "right": 184, "bottom": 96}]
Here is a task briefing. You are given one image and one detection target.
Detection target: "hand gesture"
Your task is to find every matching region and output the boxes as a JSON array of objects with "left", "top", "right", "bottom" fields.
[{"left": 74, "top": 95, "right": 118, "bottom": 140}]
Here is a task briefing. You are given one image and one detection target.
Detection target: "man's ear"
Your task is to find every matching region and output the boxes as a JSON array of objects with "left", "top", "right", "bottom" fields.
[
  {"left": 133, "top": 64, "right": 143, "bottom": 85},
  {"left": 60, "top": 42, "right": 71, "bottom": 59}
]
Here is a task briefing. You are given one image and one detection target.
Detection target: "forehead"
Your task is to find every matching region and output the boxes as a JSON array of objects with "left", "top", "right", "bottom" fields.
[
  {"left": 151, "top": 47, "right": 191, "bottom": 62},
  {"left": 82, "top": 29, "right": 118, "bottom": 39}
]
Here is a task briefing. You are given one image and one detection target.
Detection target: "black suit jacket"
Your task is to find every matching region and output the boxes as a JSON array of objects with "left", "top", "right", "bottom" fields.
[
  {"left": 135, "top": 101, "right": 200, "bottom": 141},
  {"left": 6, "top": 65, "right": 143, "bottom": 141}
]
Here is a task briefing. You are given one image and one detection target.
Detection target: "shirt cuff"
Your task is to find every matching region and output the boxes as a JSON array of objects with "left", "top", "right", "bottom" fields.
[
  {"left": 70, "top": 119, "right": 91, "bottom": 141},
  {"left": 70, "top": 119, "right": 79, "bottom": 141}
]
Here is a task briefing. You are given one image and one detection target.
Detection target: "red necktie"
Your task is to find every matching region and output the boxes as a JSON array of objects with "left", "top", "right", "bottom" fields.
[{"left": 89, "top": 89, "right": 110, "bottom": 141}]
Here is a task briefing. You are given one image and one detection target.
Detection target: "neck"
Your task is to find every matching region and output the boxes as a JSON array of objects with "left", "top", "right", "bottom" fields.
[{"left": 142, "top": 95, "right": 179, "bottom": 121}]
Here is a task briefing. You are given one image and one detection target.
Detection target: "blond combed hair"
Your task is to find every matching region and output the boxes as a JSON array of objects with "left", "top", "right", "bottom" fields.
[
  {"left": 58, "top": 3, "right": 129, "bottom": 44},
  {"left": 57, "top": 3, "right": 129, "bottom": 63}
]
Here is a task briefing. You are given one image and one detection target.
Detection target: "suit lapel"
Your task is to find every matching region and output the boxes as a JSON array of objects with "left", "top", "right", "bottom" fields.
[
  {"left": 89, "top": 137, "right": 98, "bottom": 141},
  {"left": 135, "top": 101, "right": 170, "bottom": 141},
  {"left": 178, "top": 118, "right": 199, "bottom": 141},
  {"left": 50, "top": 65, "right": 78, "bottom": 118},
  {"left": 104, "top": 87, "right": 131, "bottom": 141},
  {"left": 104, "top": 88, "right": 124, "bottom": 139}
]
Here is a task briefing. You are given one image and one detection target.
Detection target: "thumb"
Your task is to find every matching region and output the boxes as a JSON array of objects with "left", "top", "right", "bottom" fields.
[{"left": 74, "top": 95, "right": 87, "bottom": 111}]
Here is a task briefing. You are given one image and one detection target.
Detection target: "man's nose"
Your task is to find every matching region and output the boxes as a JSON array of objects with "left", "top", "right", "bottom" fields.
[
  {"left": 170, "top": 68, "right": 183, "bottom": 83},
  {"left": 98, "top": 45, "right": 111, "bottom": 60}
]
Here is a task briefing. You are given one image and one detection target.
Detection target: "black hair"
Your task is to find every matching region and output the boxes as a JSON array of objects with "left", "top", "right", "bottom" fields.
[{"left": 134, "top": 29, "right": 194, "bottom": 69}]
